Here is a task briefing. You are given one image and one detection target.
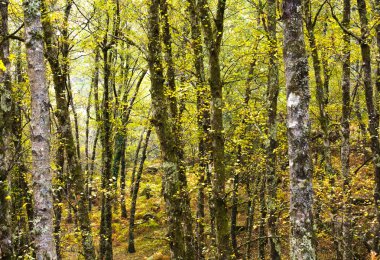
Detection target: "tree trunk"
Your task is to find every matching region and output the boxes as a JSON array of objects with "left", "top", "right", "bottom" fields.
[
  {"left": 265, "top": 0, "right": 281, "bottom": 259},
  {"left": 24, "top": 0, "right": 57, "bottom": 258},
  {"left": 12, "top": 43, "right": 33, "bottom": 257},
  {"left": 99, "top": 46, "right": 114, "bottom": 260},
  {"left": 130, "top": 130, "right": 144, "bottom": 197},
  {"left": 128, "top": 127, "right": 152, "bottom": 253},
  {"left": 0, "top": 0, "right": 13, "bottom": 257},
  {"left": 283, "top": 0, "right": 316, "bottom": 259},
  {"left": 147, "top": 0, "right": 193, "bottom": 257},
  {"left": 41, "top": 2, "right": 96, "bottom": 257},
  {"left": 187, "top": 0, "right": 213, "bottom": 256},
  {"left": 357, "top": 0, "right": 380, "bottom": 254},
  {"left": 341, "top": 0, "right": 352, "bottom": 259},
  {"left": 198, "top": 0, "right": 232, "bottom": 257}
]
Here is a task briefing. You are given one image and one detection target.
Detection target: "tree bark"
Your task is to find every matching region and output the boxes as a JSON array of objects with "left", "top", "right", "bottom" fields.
[
  {"left": 99, "top": 45, "right": 114, "bottom": 260},
  {"left": 23, "top": 0, "right": 57, "bottom": 258},
  {"left": 147, "top": 0, "right": 193, "bottom": 257},
  {"left": 0, "top": 0, "right": 13, "bottom": 257},
  {"left": 187, "top": 0, "right": 213, "bottom": 256},
  {"left": 41, "top": 1, "right": 96, "bottom": 257},
  {"left": 265, "top": 1, "right": 281, "bottom": 259},
  {"left": 341, "top": 0, "right": 352, "bottom": 259},
  {"left": 283, "top": 0, "right": 316, "bottom": 259},
  {"left": 198, "top": 0, "right": 232, "bottom": 257},
  {"left": 357, "top": 0, "right": 380, "bottom": 254}
]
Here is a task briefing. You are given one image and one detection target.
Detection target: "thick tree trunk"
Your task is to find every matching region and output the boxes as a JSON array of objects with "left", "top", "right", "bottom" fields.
[
  {"left": 198, "top": 0, "right": 232, "bottom": 257},
  {"left": 23, "top": 0, "right": 57, "bottom": 258},
  {"left": 160, "top": 1, "right": 196, "bottom": 257},
  {"left": 341, "top": 0, "right": 352, "bottom": 259},
  {"left": 283, "top": 0, "right": 316, "bottom": 259},
  {"left": 128, "top": 128, "right": 152, "bottom": 253},
  {"left": 147, "top": 0, "right": 193, "bottom": 257},
  {"left": 0, "top": 0, "right": 13, "bottom": 257},
  {"left": 357, "top": 0, "right": 380, "bottom": 254}
]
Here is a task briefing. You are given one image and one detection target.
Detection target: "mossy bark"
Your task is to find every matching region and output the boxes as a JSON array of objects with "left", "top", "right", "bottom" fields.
[
  {"left": 357, "top": 0, "right": 380, "bottom": 253},
  {"left": 341, "top": 0, "right": 353, "bottom": 259},
  {"left": 283, "top": 0, "right": 316, "bottom": 259},
  {"left": 0, "top": 0, "right": 13, "bottom": 257}
]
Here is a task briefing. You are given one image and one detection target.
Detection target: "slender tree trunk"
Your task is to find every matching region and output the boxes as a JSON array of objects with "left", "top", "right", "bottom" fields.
[
  {"left": 187, "top": 0, "right": 213, "bottom": 256},
  {"left": 99, "top": 1, "right": 121, "bottom": 255},
  {"left": 265, "top": 1, "right": 281, "bottom": 259},
  {"left": 130, "top": 130, "right": 144, "bottom": 197},
  {"left": 114, "top": 70, "right": 146, "bottom": 217},
  {"left": 0, "top": 0, "right": 13, "bottom": 257},
  {"left": 357, "top": 0, "right": 380, "bottom": 254},
  {"left": 283, "top": 0, "right": 316, "bottom": 259},
  {"left": 89, "top": 49, "right": 100, "bottom": 211},
  {"left": 89, "top": 128, "right": 99, "bottom": 211},
  {"left": 230, "top": 43, "right": 256, "bottom": 260},
  {"left": 258, "top": 172, "right": 267, "bottom": 260},
  {"left": 12, "top": 43, "right": 33, "bottom": 257},
  {"left": 41, "top": 2, "right": 96, "bottom": 257},
  {"left": 99, "top": 46, "right": 114, "bottom": 260},
  {"left": 120, "top": 138, "right": 128, "bottom": 218},
  {"left": 305, "top": 0, "right": 333, "bottom": 177},
  {"left": 24, "top": 0, "right": 57, "bottom": 258},
  {"left": 341, "top": 0, "right": 352, "bottom": 259},
  {"left": 376, "top": 0, "right": 380, "bottom": 111},
  {"left": 128, "top": 127, "right": 152, "bottom": 253}
]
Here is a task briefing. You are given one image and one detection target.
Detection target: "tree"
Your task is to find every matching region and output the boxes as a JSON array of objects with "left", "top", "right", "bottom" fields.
[
  {"left": 147, "top": 0, "right": 195, "bottom": 257},
  {"left": 283, "top": 0, "right": 316, "bottom": 259},
  {"left": 265, "top": 0, "right": 281, "bottom": 258},
  {"left": 340, "top": 0, "right": 352, "bottom": 258},
  {"left": 197, "top": 0, "right": 232, "bottom": 257},
  {"left": 356, "top": 0, "right": 380, "bottom": 253},
  {"left": 23, "top": 0, "right": 57, "bottom": 258},
  {"left": 41, "top": 1, "right": 96, "bottom": 257},
  {"left": 0, "top": 0, "right": 13, "bottom": 257}
]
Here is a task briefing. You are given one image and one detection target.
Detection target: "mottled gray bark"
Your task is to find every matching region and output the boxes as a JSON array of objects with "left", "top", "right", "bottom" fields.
[
  {"left": 357, "top": 0, "right": 380, "bottom": 253},
  {"left": 23, "top": 0, "right": 57, "bottom": 258},
  {"left": 283, "top": 0, "right": 316, "bottom": 259},
  {"left": 341, "top": 0, "right": 352, "bottom": 259},
  {"left": 265, "top": 1, "right": 281, "bottom": 259},
  {"left": 0, "top": 0, "right": 13, "bottom": 257}
]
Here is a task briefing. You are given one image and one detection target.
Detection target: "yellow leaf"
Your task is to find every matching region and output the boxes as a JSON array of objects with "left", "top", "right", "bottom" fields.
[{"left": 0, "top": 60, "right": 6, "bottom": 72}]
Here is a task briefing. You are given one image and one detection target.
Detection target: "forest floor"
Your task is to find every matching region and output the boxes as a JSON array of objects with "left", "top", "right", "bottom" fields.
[
  {"left": 59, "top": 152, "right": 375, "bottom": 259},
  {"left": 61, "top": 163, "right": 170, "bottom": 259}
]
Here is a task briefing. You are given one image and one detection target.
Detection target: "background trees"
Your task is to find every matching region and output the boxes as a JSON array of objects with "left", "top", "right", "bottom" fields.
[{"left": 2, "top": 0, "right": 380, "bottom": 259}]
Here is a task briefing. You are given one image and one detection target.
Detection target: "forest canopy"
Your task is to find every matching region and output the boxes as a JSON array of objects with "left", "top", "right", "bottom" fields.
[{"left": 1, "top": 0, "right": 380, "bottom": 259}]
